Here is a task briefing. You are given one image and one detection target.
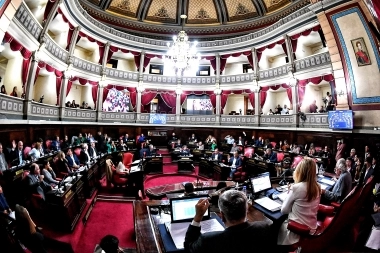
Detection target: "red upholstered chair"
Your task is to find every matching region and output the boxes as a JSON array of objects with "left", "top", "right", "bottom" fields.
[
  {"left": 74, "top": 148, "right": 81, "bottom": 157},
  {"left": 45, "top": 140, "right": 52, "bottom": 150},
  {"left": 105, "top": 159, "right": 128, "bottom": 188},
  {"left": 23, "top": 147, "right": 32, "bottom": 158},
  {"left": 286, "top": 180, "right": 373, "bottom": 253},
  {"left": 244, "top": 147, "right": 254, "bottom": 158},
  {"left": 21, "top": 171, "right": 44, "bottom": 210},
  {"left": 135, "top": 135, "right": 140, "bottom": 145},
  {"left": 276, "top": 152, "right": 284, "bottom": 162},
  {"left": 232, "top": 166, "right": 246, "bottom": 182},
  {"left": 291, "top": 155, "right": 303, "bottom": 169},
  {"left": 271, "top": 142, "right": 276, "bottom": 148},
  {"left": 123, "top": 152, "right": 133, "bottom": 168},
  {"left": 315, "top": 146, "right": 322, "bottom": 152}
]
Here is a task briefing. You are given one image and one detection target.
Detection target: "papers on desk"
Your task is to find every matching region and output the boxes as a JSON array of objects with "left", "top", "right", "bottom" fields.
[
  {"left": 132, "top": 159, "right": 141, "bottom": 165},
  {"left": 276, "top": 192, "right": 289, "bottom": 202},
  {"left": 319, "top": 184, "right": 329, "bottom": 190},
  {"left": 77, "top": 166, "right": 85, "bottom": 172},
  {"left": 130, "top": 165, "right": 141, "bottom": 173},
  {"left": 8, "top": 211, "right": 15, "bottom": 220},
  {"left": 320, "top": 178, "right": 335, "bottom": 186},
  {"left": 254, "top": 197, "right": 282, "bottom": 212},
  {"left": 167, "top": 219, "right": 224, "bottom": 249}
]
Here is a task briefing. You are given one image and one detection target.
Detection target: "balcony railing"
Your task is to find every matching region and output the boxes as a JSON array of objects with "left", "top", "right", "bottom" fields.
[
  {"left": 63, "top": 107, "right": 97, "bottom": 122},
  {"left": 294, "top": 52, "right": 331, "bottom": 72},
  {"left": 30, "top": 102, "right": 59, "bottom": 121},
  {"left": 0, "top": 94, "right": 24, "bottom": 119}
]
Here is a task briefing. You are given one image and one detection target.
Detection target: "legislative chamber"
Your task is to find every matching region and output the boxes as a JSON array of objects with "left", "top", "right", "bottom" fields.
[{"left": 0, "top": 0, "right": 380, "bottom": 252}]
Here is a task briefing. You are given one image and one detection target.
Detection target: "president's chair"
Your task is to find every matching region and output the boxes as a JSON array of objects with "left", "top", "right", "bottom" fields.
[{"left": 123, "top": 152, "right": 133, "bottom": 168}]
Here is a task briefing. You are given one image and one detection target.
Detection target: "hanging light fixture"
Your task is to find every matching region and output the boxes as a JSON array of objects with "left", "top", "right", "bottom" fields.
[{"left": 165, "top": 15, "right": 200, "bottom": 76}]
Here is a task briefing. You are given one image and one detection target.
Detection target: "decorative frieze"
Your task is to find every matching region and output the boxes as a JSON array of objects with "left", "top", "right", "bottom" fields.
[
  {"left": 14, "top": 2, "right": 42, "bottom": 41},
  {"left": 294, "top": 52, "right": 331, "bottom": 71}
]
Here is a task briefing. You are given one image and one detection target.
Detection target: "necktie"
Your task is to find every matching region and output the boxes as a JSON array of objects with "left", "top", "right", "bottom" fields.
[{"left": 19, "top": 151, "right": 23, "bottom": 165}]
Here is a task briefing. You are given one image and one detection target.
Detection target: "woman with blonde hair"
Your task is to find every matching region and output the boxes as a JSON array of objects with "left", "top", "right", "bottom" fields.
[
  {"left": 278, "top": 157, "right": 321, "bottom": 246},
  {"left": 28, "top": 142, "right": 42, "bottom": 160},
  {"left": 15, "top": 204, "right": 47, "bottom": 252}
]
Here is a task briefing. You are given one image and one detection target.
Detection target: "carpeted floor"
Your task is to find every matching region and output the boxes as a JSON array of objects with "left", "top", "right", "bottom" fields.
[{"left": 75, "top": 201, "right": 136, "bottom": 253}]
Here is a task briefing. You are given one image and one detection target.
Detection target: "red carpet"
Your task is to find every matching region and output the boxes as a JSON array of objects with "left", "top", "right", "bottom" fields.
[{"left": 75, "top": 201, "right": 136, "bottom": 253}]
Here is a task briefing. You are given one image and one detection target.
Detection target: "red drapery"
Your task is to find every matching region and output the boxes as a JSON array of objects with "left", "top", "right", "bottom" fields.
[
  {"left": 220, "top": 51, "right": 253, "bottom": 73},
  {"left": 33, "top": 61, "right": 63, "bottom": 105},
  {"left": 3, "top": 33, "right": 32, "bottom": 94},
  {"left": 67, "top": 76, "right": 98, "bottom": 107},
  {"left": 259, "top": 87, "right": 269, "bottom": 108},
  {"left": 297, "top": 74, "right": 334, "bottom": 109},
  {"left": 160, "top": 92, "right": 176, "bottom": 113},
  {"left": 256, "top": 39, "right": 285, "bottom": 62},
  {"left": 141, "top": 90, "right": 157, "bottom": 111},
  {"left": 249, "top": 93, "right": 255, "bottom": 108},
  {"left": 55, "top": 70, "right": 62, "bottom": 105},
  {"left": 57, "top": 8, "right": 74, "bottom": 51},
  {"left": 201, "top": 56, "right": 216, "bottom": 72},
  {"left": 290, "top": 25, "right": 321, "bottom": 58},
  {"left": 77, "top": 31, "right": 105, "bottom": 64},
  {"left": 43, "top": 0, "right": 57, "bottom": 21}
]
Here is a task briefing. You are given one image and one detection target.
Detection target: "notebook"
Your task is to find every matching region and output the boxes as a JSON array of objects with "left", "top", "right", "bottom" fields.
[
  {"left": 254, "top": 197, "right": 282, "bottom": 212},
  {"left": 320, "top": 178, "right": 335, "bottom": 186}
]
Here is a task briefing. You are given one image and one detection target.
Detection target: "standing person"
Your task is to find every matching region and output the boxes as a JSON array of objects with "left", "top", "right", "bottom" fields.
[
  {"left": 184, "top": 190, "right": 273, "bottom": 252},
  {"left": 97, "top": 131, "right": 105, "bottom": 153},
  {"left": 335, "top": 139, "right": 346, "bottom": 161},
  {"left": 309, "top": 100, "right": 318, "bottom": 113},
  {"left": 277, "top": 158, "right": 321, "bottom": 246},
  {"left": 15, "top": 205, "right": 47, "bottom": 253}
]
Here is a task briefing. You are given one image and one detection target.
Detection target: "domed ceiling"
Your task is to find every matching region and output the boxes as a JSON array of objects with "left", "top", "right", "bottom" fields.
[{"left": 79, "top": 0, "right": 310, "bottom": 40}]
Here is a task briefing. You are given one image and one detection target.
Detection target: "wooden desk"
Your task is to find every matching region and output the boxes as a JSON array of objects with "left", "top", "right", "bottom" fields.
[
  {"left": 133, "top": 199, "right": 275, "bottom": 253},
  {"left": 177, "top": 157, "right": 194, "bottom": 173},
  {"left": 144, "top": 156, "right": 163, "bottom": 174},
  {"left": 145, "top": 181, "right": 235, "bottom": 200}
]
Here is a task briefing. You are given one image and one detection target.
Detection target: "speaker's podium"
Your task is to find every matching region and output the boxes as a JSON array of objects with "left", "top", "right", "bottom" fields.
[
  {"left": 145, "top": 156, "right": 163, "bottom": 174},
  {"left": 177, "top": 156, "right": 194, "bottom": 173}
]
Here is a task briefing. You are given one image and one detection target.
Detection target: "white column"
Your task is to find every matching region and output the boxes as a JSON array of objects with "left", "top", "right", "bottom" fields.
[
  {"left": 68, "top": 26, "right": 81, "bottom": 59},
  {"left": 23, "top": 51, "right": 39, "bottom": 119},
  {"left": 291, "top": 85, "right": 298, "bottom": 114},
  {"left": 136, "top": 84, "right": 143, "bottom": 113},
  {"left": 254, "top": 90, "right": 260, "bottom": 115},
  {"left": 215, "top": 93, "right": 221, "bottom": 115},
  {"left": 59, "top": 71, "right": 70, "bottom": 120},
  {"left": 101, "top": 43, "right": 110, "bottom": 69},
  {"left": 40, "top": 0, "right": 62, "bottom": 40},
  {"left": 175, "top": 93, "right": 181, "bottom": 115}
]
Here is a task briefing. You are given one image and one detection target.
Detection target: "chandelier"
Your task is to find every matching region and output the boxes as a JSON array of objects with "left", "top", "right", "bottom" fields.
[{"left": 165, "top": 15, "right": 200, "bottom": 76}]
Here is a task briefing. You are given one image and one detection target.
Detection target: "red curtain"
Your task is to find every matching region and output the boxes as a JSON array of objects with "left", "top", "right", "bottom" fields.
[
  {"left": 91, "top": 84, "right": 98, "bottom": 109},
  {"left": 127, "top": 87, "right": 137, "bottom": 109},
  {"left": 290, "top": 25, "right": 321, "bottom": 58},
  {"left": 66, "top": 77, "right": 98, "bottom": 107},
  {"left": 259, "top": 87, "right": 270, "bottom": 108},
  {"left": 141, "top": 90, "right": 157, "bottom": 111},
  {"left": 201, "top": 56, "right": 216, "bottom": 72},
  {"left": 43, "top": 0, "right": 57, "bottom": 21},
  {"left": 221, "top": 91, "right": 230, "bottom": 114},
  {"left": 249, "top": 93, "right": 255, "bottom": 108},
  {"left": 160, "top": 92, "right": 176, "bottom": 110},
  {"left": 255, "top": 39, "right": 285, "bottom": 62}
]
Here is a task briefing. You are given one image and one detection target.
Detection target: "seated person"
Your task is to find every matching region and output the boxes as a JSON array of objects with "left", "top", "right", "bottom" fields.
[
  {"left": 115, "top": 153, "right": 129, "bottom": 175},
  {"left": 123, "top": 133, "right": 131, "bottom": 143},
  {"left": 318, "top": 106, "right": 326, "bottom": 113},
  {"left": 210, "top": 140, "right": 217, "bottom": 151},
  {"left": 184, "top": 190, "right": 273, "bottom": 252},
  {"left": 307, "top": 148, "right": 316, "bottom": 157},
  {"left": 28, "top": 142, "right": 43, "bottom": 160},
  {"left": 75, "top": 133, "right": 86, "bottom": 146},
  {"left": 309, "top": 100, "right": 318, "bottom": 113},
  {"left": 15, "top": 205, "right": 47, "bottom": 253},
  {"left": 263, "top": 139, "right": 273, "bottom": 149},
  {"left": 65, "top": 101, "right": 71, "bottom": 107},
  {"left": 255, "top": 137, "right": 264, "bottom": 147},
  {"left": 80, "top": 144, "right": 91, "bottom": 164},
  {"left": 181, "top": 145, "right": 190, "bottom": 156},
  {"left": 197, "top": 141, "right": 204, "bottom": 151},
  {"left": 282, "top": 105, "right": 289, "bottom": 114},
  {"left": 267, "top": 109, "right": 274, "bottom": 115},
  {"left": 94, "top": 234, "right": 122, "bottom": 253},
  {"left": 184, "top": 182, "right": 197, "bottom": 197},
  {"left": 88, "top": 141, "right": 98, "bottom": 159},
  {"left": 230, "top": 143, "right": 239, "bottom": 154},
  {"left": 60, "top": 135, "right": 71, "bottom": 150},
  {"left": 41, "top": 160, "right": 59, "bottom": 186},
  {"left": 262, "top": 148, "right": 277, "bottom": 163},
  {"left": 248, "top": 136, "right": 256, "bottom": 146},
  {"left": 189, "top": 134, "right": 197, "bottom": 142},
  {"left": 228, "top": 151, "right": 242, "bottom": 179},
  {"left": 224, "top": 135, "right": 235, "bottom": 144},
  {"left": 146, "top": 144, "right": 156, "bottom": 156},
  {"left": 138, "top": 133, "right": 146, "bottom": 144},
  {"left": 83, "top": 103, "right": 92, "bottom": 110},
  {"left": 117, "top": 139, "right": 128, "bottom": 151},
  {"left": 174, "top": 139, "right": 182, "bottom": 149},
  {"left": 139, "top": 144, "right": 149, "bottom": 158},
  {"left": 26, "top": 163, "right": 53, "bottom": 200},
  {"left": 50, "top": 136, "right": 61, "bottom": 151},
  {"left": 275, "top": 104, "right": 283, "bottom": 114},
  {"left": 280, "top": 140, "right": 290, "bottom": 151},
  {"left": 0, "top": 184, "right": 12, "bottom": 214},
  {"left": 107, "top": 140, "right": 117, "bottom": 153},
  {"left": 66, "top": 149, "right": 80, "bottom": 171},
  {"left": 322, "top": 158, "right": 352, "bottom": 203},
  {"left": 211, "top": 148, "right": 222, "bottom": 162},
  {"left": 236, "top": 136, "right": 244, "bottom": 146}
]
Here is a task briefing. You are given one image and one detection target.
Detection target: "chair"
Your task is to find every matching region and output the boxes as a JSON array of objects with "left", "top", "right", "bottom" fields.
[
  {"left": 232, "top": 166, "right": 246, "bottom": 182},
  {"left": 276, "top": 152, "right": 284, "bottom": 162},
  {"left": 315, "top": 146, "right": 322, "bottom": 152},
  {"left": 286, "top": 180, "right": 373, "bottom": 253},
  {"left": 123, "top": 152, "right": 133, "bottom": 168},
  {"left": 291, "top": 155, "right": 303, "bottom": 168},
  {"left": 45, "top": 140, "right": 52, "bottom": 150},
  {"left": 244, "top": 147, "right": 254, "bottom": 158},
  {"left": 105, "top": 159, "right": 128, "bottom": 188},
  {"left": 271, "top": 142, "right": 277, "bottom": 148},
  {"left": 71, "top": 136, "right": 78, "bottom": 145},
  {"left": 74, "top": 148, "right": 81, "bottom": 158},
  {"left": 23, "top": 147, "right": 31, "bottom": 158},
  {"left": 21, "top": 171, "right": 44, "bottom": 210}
]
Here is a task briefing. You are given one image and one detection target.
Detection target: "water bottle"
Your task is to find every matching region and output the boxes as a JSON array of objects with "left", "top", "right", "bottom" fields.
[
  {"left": 319, "top": 164, "right": 324, "bottom": 176},
  {"left": 242, "top": 186, "right": 247, "bottom": 195}
]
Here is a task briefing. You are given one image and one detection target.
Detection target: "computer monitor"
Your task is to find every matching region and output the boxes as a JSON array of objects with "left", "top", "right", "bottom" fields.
[
  {"left": 170, "top": 196, "right": 210, "bottom": 223},
  {"left": 250, "top": 172, "right": 272, "bottom": 194}
]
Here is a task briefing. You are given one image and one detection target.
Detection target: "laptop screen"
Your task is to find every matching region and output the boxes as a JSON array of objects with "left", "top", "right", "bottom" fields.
[
  {"left": 170, "top": 196, "right": 210, "bottom": 222},
  {"left": 251, "top": 172, "right": 272, "bottom": 194}
]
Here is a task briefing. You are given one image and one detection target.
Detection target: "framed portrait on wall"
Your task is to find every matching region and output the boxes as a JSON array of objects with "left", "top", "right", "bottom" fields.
[{"left": 351, "top": 37, "right": 371, "bottom": 66}]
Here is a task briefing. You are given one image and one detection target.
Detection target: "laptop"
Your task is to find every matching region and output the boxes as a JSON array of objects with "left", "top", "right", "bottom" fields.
[
  {"left": 170, "top": 195, "right": 210, "bottom": 223},
  {"left": 251, "top": 172, "right": 282, "bottom": 212}
]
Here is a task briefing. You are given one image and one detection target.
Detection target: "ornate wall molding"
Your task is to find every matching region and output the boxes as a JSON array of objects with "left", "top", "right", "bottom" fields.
[
  {"left": 72, "top": 56, "right": 102, "bottom": 75},
  {"left": 259, "top": 64, "right": 289, "bottom": 80},
  {"left": 63, "top": 107, "right": 97, "bottom": 121},
  {"left": 100, "top": 111, "right": 136, "bottom": 122},
  {"left": 298, "top": 113, "right": 329, "bottom": 128},
  {"left": 14, "top": 3, "right": 42, "bottom": 41},
  {"left": 30, "top": 102, "right": 59, "bottom": 120},
  {"left": 220, "top": 115, "right": 258, "bottom": 126},
  {"left": 105, "top": 68, "right": 138, "bottom": 81},
  {"left": 45, "top": 36, "right": 69, "bottom": 63},
  {"left": 220, "top": 73, "right": 255, "bottom": 85}
]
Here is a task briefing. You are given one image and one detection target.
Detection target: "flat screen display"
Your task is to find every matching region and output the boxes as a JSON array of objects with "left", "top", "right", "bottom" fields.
[
  {"left": 328, "top": 110, "right": 353, "bottom": 130},
  {"left": 186, "top": 94, "right": 213, "bottom": 115},
  {"left": 149, "top": 114, "right": 167, "bottom": 124},
  {"left": 251, "top": 172, "right": 272, "bottom": 194},
  {"left": 103, "top": 88, "right": 130, "bottom": 112},
  {"left": 170, "top": 196, "right": 209, "bottom": 222}
]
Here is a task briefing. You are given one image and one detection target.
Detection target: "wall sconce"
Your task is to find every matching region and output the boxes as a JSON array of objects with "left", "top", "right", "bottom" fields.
[{"left": 338, "top": 90, "right": 346, "bottom": 97}]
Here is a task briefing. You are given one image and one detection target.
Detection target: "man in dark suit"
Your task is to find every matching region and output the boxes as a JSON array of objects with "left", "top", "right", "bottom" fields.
[
  {"left": 263, "top": 148, "right": 277, "bottom": 163},
  {"left": 180, "top": 145, "right": 190, "bottom": 156},
  {"left": 360, "top": 156, "right": 376, "bottom": 185},
  {"left": 211, "top": 148, "right": 222, "bottom": 162},
  {"left": 97, "top": 132, "right": 106, "bottom": 153},
  {"left": 26, "top": 163, "right": 52, "bottom": 200},
  {"left": 184, "top": 190, "right": 273, "bottom": 253},
  {"left": 228, "top": 151, "right": 242, "bottom": 178},
  {"left": 66, "top": 148, "right": 80, "bottom": 170},
  {"left": 9, "top": 140, "right": 26, "bottom": 166},
  {"left": 51, "top": 136, "right": 61, "bottom": 152},
  {"left": 146, "top": 144, "right": 156, "bottom": 157},
  {"left": 123, "top": 133, "right": 131, "bottom": 143},
  {"left": 80, "top": 143, "right": 91, "bottom": 164},
  {"left": 89, "top": 141, "right": 98, "bottom": 159},
  {"left": 117, "top": 139, "right": 128, "bottom": 151},
  {"left": 255, "top": 137, "right": 264, "bottom": 147}
]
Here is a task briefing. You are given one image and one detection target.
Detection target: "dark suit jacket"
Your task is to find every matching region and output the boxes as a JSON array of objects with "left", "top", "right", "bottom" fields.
[
  {"left": 360, "top": 166, "right": 374, "bottom": 185},
  {"left": 26, "top": 174, "right": 51, "bottom": 200},
  {"left": 66, "top": 154, "right": 80, "bottom": 168},
  {"left": 50, "top": 140, "right": 61, "bottom": 151},
  {"left": 89, "top": 146, "right": 98, "bottom": 158},
  {"left": 184, "top": 221, "right": 273, "bottom": 253},
  {"left": 9, "top": 148, "right": 27, "bottom": 166},
  {"left": 228, "top": 156, "right": 242, "bottom": 168},
  {"left": 80, "top": 150, "right": 91, "bottom": 164},
  {"left": 97, "top": 134, "right": 106, "bottom": 152},
  {"left": 255, "top": 140, "right": 263, "bottom": 147},
  {"left": 211, "top": 153, "right": 222, "bottom": 162},
  {"left": 181, "top": 149, "right": 190, "bottom": 156},
  {"left": 263, "top": 152, "right": 277, "bottom": 163}
]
